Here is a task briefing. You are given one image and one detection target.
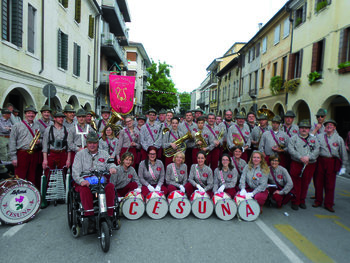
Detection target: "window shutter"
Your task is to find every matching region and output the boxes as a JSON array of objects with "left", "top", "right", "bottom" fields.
[
  {"left": 58, "top": 30, "right": 62, "bottom": 68},
  {"left": 62, "top": 33, "right": 68, "bottom": 70},
  {"left": 338, "top": 29, "right": 345, "bottom": 64},
  {"left": 311, "top": 42, "right": 319, "bottom": 72},
  {"left": 27, "top": 5, "right": 35, "bottom": 53},
  {"left": 2, "top": 0, "right": 9, "bottom": 40},
  {"left": 77, "top": 45, "right": 81, "bottom": 76},
  {"left": 12, "top": 0, "right": 23, "bottom": 47},
  {"left": 302, "top": 2, "right": 307, "bottom": 23},
  {"left": 298, "top": 49, "right": 303, "bottom": 78},
  {"left": 256, "top": 43, "right": 260, "bottom": 57},
  {"left": 88, "top": 15, "right": 94, "bottom": 38},
  {"left": 288, "top": 53, "right": 296, "bottom": 80},
  {"left": 75, "top": 0, "right": 81, "bottom": 23}
]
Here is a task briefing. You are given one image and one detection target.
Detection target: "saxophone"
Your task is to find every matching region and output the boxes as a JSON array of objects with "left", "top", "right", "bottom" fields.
[{"left": 27, "top": 130, "right": 40, "bottom": 154}]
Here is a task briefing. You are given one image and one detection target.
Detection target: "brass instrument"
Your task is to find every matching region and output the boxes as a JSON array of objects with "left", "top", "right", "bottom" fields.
[
  {"left": 102, "top": 110, "right": 124, "bottom": 135},
  {"left": 194, "top": 131, "right": 209, "bottom": 155},
  {"left": 162, "top": 127, "right": 170, "bottom": 135},
  {"left": 164, "top": 132, "right": 193, "bottom": 157},
  {"left": 230, "top": 133, "right": 244, "bottom": 152},
  {"left": 257, "top": 108, "right": 275, "bottom": 121},
  {"left": 27, "top": 130, "right": 40, "bottom": 154},
  {"left": 216, "top": 127, "right": 225, "bottom": 141}
]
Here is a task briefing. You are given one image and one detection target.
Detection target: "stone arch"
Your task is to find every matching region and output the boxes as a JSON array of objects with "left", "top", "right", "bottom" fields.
[
  {"left": 241, "top": 107, "right": 246, "bottom": 114},
  {"left": 233, "top": 108, "right": 239, "bottom": 117},
  {"left": 67, "top": 95, "right": 79, "bottom": 110},
  {"left": 291, "top": 99, "right": 311, "bottom": 124},
  {"left": 259, "top": 104, "right": 268, "bottom": 109},
  {"left": 44, "top": 96, "right": 63, "bottom": 111},
  {"left": 83, "top": 102, "right": 92, "bottom": 112},
  {"left": 1, "top": 84, "right": 36, "bottom": 119},
  {"left": 272, "top": 102, "right": 285, "bottom": 118}
]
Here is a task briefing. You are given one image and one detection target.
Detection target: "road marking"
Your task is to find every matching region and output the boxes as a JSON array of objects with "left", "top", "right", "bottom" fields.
[
  {"left": 341, "top": 190, "right": 350, "bottom": 194},
  {"left": 2, "top": 224, "right": 26, "bottom": 237},
  {"left": 339, "top": 193, "right": 350, "bottom": 197},
  {"left": 314, "top": 215, "right": 340, "bottom": 219},
  {"left": 334, "top": 221, "right": 350, "bottom": 232},
  {"left": 275, "top": 224, "right": 334, "bottom": 263},
  {"left": 338, "top": 176, "right": 350, "bottom": 182},
  {"left": 255, "top": 220, "right": 303, "bottom": 263}
]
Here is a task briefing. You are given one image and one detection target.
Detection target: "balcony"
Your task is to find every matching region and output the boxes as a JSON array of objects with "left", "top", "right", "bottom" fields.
[
  {"left": 102, "top": 0, "right": 129, "bottom": 45},
  {"left": 207, "top": 74, "right": 218, "bottom": 88},
  {"left": 101, "top": 33, "right": 128, "bottom": 68},
  {"left": 143, "top": 70, "right": 150, "bottom": 79},
  {"left": 100, "top": 70, "right": 110, "bottom": 84},
  {"left": 197, "top": 97, "right": 205, "bottom": 108}
]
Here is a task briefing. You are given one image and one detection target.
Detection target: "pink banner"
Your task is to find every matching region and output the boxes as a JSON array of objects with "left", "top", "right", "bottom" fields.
[{"left": 109, "top": 74, "right": 136, "bottom": 114}]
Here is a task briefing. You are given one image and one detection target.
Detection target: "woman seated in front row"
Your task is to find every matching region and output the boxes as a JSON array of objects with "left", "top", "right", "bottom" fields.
[
  {"left": 213, "top": 153, "right": 239, "bottom": 197},
  {"left": 187, "top": 151, "right": 214, "bottom": 199},
  {"left": 239, "top": 151, "right": 269, "bottom": 211},
  {"left": 138, "top": 146, "right": 168, "bottom": 198},
  {"left": 268, "top": 154, "right": 294, "bottom": 208},
  {"left": 165, "top": 152, "right": 188, "bottom": 195},
  {"left": 110, "top": 152, "right": 141, "bottom": 198},
  {"left": 230, "top": 146, "right": 247, "bottom": 185}
]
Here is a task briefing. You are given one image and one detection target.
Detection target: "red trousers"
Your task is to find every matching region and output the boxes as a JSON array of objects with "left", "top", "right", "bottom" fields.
[
  {"left": 224, "top": 188, "right": 237, "bottom": 198},
  {"left": 15, "top": 150, "right": 40, "bottom": 187},
  {"left": 314, "top": 157, "right": 340, "bottom": 208},
  {"left": 45, "top": 151, "right": 68, "bottom": 188},
  {"left": 164, "top": 156, "right": 173, "bottom": 168},
  {"left": 141, "top": 184, "right": 168, "bottom": 198},
  {"left": 120, "top": 147, "right": 137, "bottom": 168},
  {"left": 185, "top": 182, "right": 213, "bottom": 199},
  {"left": 116, "top": 182, "right": 138, "bottom": 197},
  {"left": 192, "top": 148, "right": 200, "bottom": 165},
  {"left": 245, "top": 186, "right": 268, "bottom": 208},
  {"left": 268, "top": 187, "right": 293, "bottom": 208},
  {"left": 206, "top": 147, "right": 220, "bottom": 171},
  {"left": 289, "top": 161, "right": 316, "bottom": 205},
  {"left": 75, "top": 183, "right": 115, "bottom": 216},
  {"left": 185, "top": 148, "right": 193, "bottom": 174},
  {"left": 167, "top": 184, "right": 180, "bottom": 195}
]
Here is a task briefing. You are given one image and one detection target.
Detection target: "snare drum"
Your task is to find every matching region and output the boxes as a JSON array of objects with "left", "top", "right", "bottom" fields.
[
  {"left": 121, "top": 191, "right": 145, "bottom": 220},
  {"left": 212, "top": 192, "right": 237, "bottom": 221},
  {"left": 145, "top": 191, "right": 168, "bottom": 219},
  {"left": 167, "top": 190, "right": 191, "bottom": 219},
  {"left": 234, "top": 194, "right": 260, "bottom": 221},
  {"left": 190, "top": 191, "right": 213, "bottom": 219},
  {"left": 0, "top": 179, "right": 41, "bottom": 225}
]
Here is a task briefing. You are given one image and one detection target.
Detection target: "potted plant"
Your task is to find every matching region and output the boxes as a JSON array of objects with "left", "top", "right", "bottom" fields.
[
  {"left": 283, "top": 78, "right": 300, "bottom": 94},
  {"left": 316, "top": 0, "right": 328, "bottom": 12},
  {"left": 270, "top": 76, "right": 283, "bottom": 95},
  {"left": 308, "top": 71, "right": 322, "bottom": 85},
  {"left": 338, "top": 61, "right": 350, "bottom": 74}
]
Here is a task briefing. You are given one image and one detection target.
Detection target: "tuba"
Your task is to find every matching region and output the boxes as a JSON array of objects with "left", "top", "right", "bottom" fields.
[
  {"left": 102, "top": 110, "right": 124, "bottom": 135},
  {"left": 230, "top": 133, "right": 244, "bottom": 152},
  {"left": 27, "top": 130, "right": 40, "bottom": 154},
  {"left": 194, "top": 131, "right": 208, "bottom": 153},
  {"left": 257, "top": 108, "right": 275, "bottom": 121},
  {"left": 163, "top": 132, "right": 193, "bottom": 157}
]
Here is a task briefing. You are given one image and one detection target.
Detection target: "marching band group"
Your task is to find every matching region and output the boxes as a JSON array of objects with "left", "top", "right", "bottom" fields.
[{"left": 0, "top": 103, "right": 348, "bottom": 222}]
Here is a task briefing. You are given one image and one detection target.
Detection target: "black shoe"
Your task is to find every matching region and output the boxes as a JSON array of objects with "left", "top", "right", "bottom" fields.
[
  {"left": 299, "top": 203, "right": 306, "bottom": 209},
  {"left": 312, "top": 202, "right": 321, "bottom": 208},
  {"left": 310, "top": 196, "right": 315, "bottom": 199},
  {"left": 325, "top": 206, "right": 335, "bottom": 213},
  {"left": 291, "top": 204, "right": 299, "bottom": 210}
]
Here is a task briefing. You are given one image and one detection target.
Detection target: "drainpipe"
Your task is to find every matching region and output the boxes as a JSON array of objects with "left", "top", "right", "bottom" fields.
[
  {"left": 38, "top": 0, "right": 44, "bottom": 74},
  {"left": 285, "top": 3, "right": 294, "bottom": 108},
  {"left": 93, "top": 13, "right": 101, "bottom": 114}
]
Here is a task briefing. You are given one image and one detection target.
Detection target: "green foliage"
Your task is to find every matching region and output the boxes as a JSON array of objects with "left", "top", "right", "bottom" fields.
[
  {"left": 316, "top": 0, "right": 328, "bottom": 12},
  {"left": 145, "top": 61, "right": 178, "bottom": 112},
  {"left": 283, "top": 78, "right": 300, "bottom": 94},
  {"left": 179, "top": 92, "right": 191, "bottom": 115},
  {"left": 338, "top": 61, "right": 350, "bottom": 69},
  {"left": 295, "top": 17, "right": 302, "bottom": 27},
  {"left": 270, "top": 76, "right": 283, "bottom": 95},
  {"left": 308, "top": 71, "right": 322, "bottom": 85}
]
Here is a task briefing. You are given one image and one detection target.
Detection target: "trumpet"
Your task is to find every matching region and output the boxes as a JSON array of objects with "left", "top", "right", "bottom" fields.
[
  {"left": 162, "top": 127, "right": 170, "bottom": 135},
  {"left": 164, "top": 132, "right": 192, "bottom": 157},
  {"left": 27, "top": 130, "right": 40, "bottom": 154}
]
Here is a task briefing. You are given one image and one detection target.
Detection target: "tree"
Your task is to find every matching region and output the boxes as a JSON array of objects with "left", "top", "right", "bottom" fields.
[
  {"left": 179, "top": 92, "right": 191, "bottom": 115},
  {"left": 144, "top": 61, "right": 177, "bottom": 112}
]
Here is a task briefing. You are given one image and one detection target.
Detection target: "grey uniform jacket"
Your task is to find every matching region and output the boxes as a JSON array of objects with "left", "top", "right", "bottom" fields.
[
  {"left": 204, "top": 124, "right": 224, "bottom": 146},
  {"left": 72, "top": 149, "right": 117, "bottom": 185},
  {"left": 218, "top": 121, "right": 234, "bottom": 145},
  {"left": 316, "top": 132, "right": 348, "bottom": 166},
  {"left": 188, "top": 164, "right": 213, "bottom": 191},
  {"left": 194, "top": 128, "right": 216, "bottom": 151},
  {"left": 116, "top": 128, "right": 140, "bottom": 159},
  {"left": 140, "top": 122, "right": 161, "bottom": 151},
  {"left": 227, "top": 124, "right": 251, "bottom": 149},
  {"left": 68, "top": 124, "right": 94, "bottom": 152},
  {"left": 9, "top": 120, "right": 40, "bottom": 161},
  {"left": 281, "top": 124, "right": 299, "bottom": 138},
  {"left": 268, "top": 165, "right": 293, "bottom": 195},
  {"left": 239, "top": 165, "right": 268, "bottom": 195},
  {"left": 166, "top": 163, "right": 188, "bottom": 187},
  {"left": 231, "top": 157, "right": 247, "bottom": 181},
  {"left": 110, "top": 165, "right": 141, "bottom": 189},
  {"left": 259, "top": 130, "right": 289, "bottom": 156},
  {"left": 35, "top": 118, "right": 53, "bottom": 139},
  {"left": 63, "top": 119, "right": 76, "bottom": 130},
  {"left": 0, "top": 117, "right": 12, "bottom": 135},
  {"left": 179, "top": 121, "right": 198, "bottom": 148},
  {"left": 99, "top": 137, "right": 118, "bottom": 157},
  {"left": 250, "top": 125, "right": 271, "bottom": 143},
  {"left": 138, "top": 159, "right": 165, "bottom": 186},
  {"left": 162, "top": 129, "right": 184, "bottom": 149},
  {"left": 42, "top": 125, "right": 69, "bottom": 152},
  {"left": 287, "top": 134, "right": 320, "bottom": 163},
  {"left": 213, "top": 168, "right": 238, "bottom": 192}
]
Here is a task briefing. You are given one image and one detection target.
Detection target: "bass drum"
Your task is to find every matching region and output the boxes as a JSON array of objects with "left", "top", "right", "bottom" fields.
[
  {"left": 145, "top": 191, "right": 168, "bottom": 219},
  {"left": 234, "top": 194, "right": 260, "bottom": 222},
  {"left": 121, "top": 191, "right": 145, "bottom": 220},
  {"left": 0, "top": 179, "right": 41, "bottom": 225},
  {"left": 190, "top": 191, "right": 213, "bottom": 219},
  {"left": 167, "top": 190, "right": 191, "bottom": 219},
  {"left": 212, "top": 192, "right": 237, "bottom": 221}
]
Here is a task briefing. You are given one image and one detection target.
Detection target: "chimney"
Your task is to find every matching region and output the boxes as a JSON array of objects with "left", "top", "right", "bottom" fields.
[{"left": 258, "top": 23, "right": 263, "bottom": 30}]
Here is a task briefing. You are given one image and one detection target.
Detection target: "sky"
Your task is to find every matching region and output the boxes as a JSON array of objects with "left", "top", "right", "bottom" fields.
[{"left": 127, "top": 0, "right": 288, "bottom": 93}]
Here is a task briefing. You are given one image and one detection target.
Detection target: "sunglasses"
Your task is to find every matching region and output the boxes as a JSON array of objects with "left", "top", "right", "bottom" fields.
[{"left": 316, "top": 116, "right": 325, "bottom": 118}]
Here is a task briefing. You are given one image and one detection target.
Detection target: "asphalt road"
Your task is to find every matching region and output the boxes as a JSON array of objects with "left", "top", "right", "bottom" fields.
[{"left": 1, "top": 175, "right": 350, "bottom": 263}]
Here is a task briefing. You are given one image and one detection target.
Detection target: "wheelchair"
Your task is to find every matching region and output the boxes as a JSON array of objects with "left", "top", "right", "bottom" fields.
[{"left": 66, "top": 170, "right": 121, "bottom": 253}]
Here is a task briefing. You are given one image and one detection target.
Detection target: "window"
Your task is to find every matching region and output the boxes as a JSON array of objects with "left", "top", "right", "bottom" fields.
[
  {"left": 294, "top": 3, "right": 307, "bottom": 28},
  {"left": 283, "top": 18, "right": 290, "bottom": 38},
  {"left": 251, "top": 46, "right": 255, "bottom": 62},
  {"left": 262, "top": 37, "right": 267, "bottom": 53},
  {"left": 338, "top": 27, "right": 350, "bottom": 64},
  {"left": 127, "top": 52, "right": 137, "bottom": 61},
  {"left": 75, "top": 0, "right": 81, "bottom": 23},
  {"left": 88, "top": 15, "right": 94, "bottom": 38},
  {"left": 73, "top": 42, "right": 81, "bottom": 76},
  {"left": 274, "top": 25, "right": 280, "bottom": 45},
  {"left": 249, "top": 74, "right": 252, "bottom": 91},
  {"left": 241, "top": 54, "right": 245, "bottom": 67},
  {"left": 27, "top": 4, "right": 36, "bottom": 53},
  {"left": 233, "top": 81, "right": 235, "bottom": 98},
  {"left": 87, "top": 55, "right": 90, "bottom": 82},
  {"left": 311, "top": 39, "right": 325, "bottom": 73},
  {"left": 58, "top": 29, "right": 68, "bottom": 70},
  {"left": 228, "top": 84, "right": 230, "bottom": 99},
  {"left": 273, "top": 62, "right": 278, "bottom": 77},
  {"left": 315, "top": 0, "right": 331, "bottom": 13},
  {"left": 256, "top": 43, "right": 260, "bottom": 57},
  {"left": 254, "top": 71, "right": 258, "bottom": 92},
  {"left": 288, "top": 50, "right": 303, "bottom": 79},
  {"left": 59, "top": 0, "right": 68, "bottom": 8},
  {"left": 282, "top": 56, "right": 287, "bottom": 82},
  {"left": 1, "top": 0, "right": 23, "bottom": 47},
  {"left": 261, "top": 69, "right": 265, "bottom": 89},
  {"left": 241, "top": 77, "right": 244, "bottom": 94}
]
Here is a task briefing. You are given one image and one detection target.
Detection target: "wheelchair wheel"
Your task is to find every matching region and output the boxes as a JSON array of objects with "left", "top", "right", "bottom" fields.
[
  {"left": 100, "top": 221, "right": 110, "bottom": 253},
  {"left": 67, "top": 191, "right": 73, "bottom": 229},
  {"left": 71, "top": 224, "right": 81, "bottom": 238}
]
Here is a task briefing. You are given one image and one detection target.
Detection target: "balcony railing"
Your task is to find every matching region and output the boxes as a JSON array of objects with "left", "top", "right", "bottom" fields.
[{"left": 101, "top": 33, "right": 128, "bottom": 68}]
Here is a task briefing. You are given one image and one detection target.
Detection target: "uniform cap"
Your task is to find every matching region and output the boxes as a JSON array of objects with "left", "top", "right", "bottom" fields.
[
  {"left": 137, "top": 115, "right": 147, "bottom": 121},
  {"left": 40, "top": 105, "right": 52, "bottom": 112},
  {"left": 53, "top": 111, "right": 65, "bottom": 118},
  {"left": 101, "top": 106, "right": 111, "bottom": 113},
  {"left": 316, "top": 108, "right": 327, "bottom": 116},
  {"left": 63, "top": 104, "right": 76, "bottom": 113},
  {"left": 159, "top": 108, "right": 167, "bottom": 114},
  {"left": 1, "top": 109, "right": 11, "bottom": 114},
  {"left": 0, "top": 165, "right": 8, "bottom": 174},
  {"left": 324, "top": 119, "right": 337, "bottom": 126},
  {"left": 271, "top": 115, "right": 282, "bottom": 123},
  {"left": 235, "top": 111, "right": 246, "bottom": 119},
  {"left": 147, "top": 108, "right": 157, "bottom": 114},
  {"left": 298, "top": 119, "right": 311, "bottom": 128},
  {"left": 86, "top": 131, "right": 99, "bottom": 143},
  {"left": 76, "top": 108, "right": 86, "bottom": 117},
  {"left": 257, "top": 114, "right": 267, "bottom": 120},
  {"left": 24, "top": 105, "right": 38, "bottom": 113},
  {"left": 284, "top": 110, "right": 296, "bottom": 118}
]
